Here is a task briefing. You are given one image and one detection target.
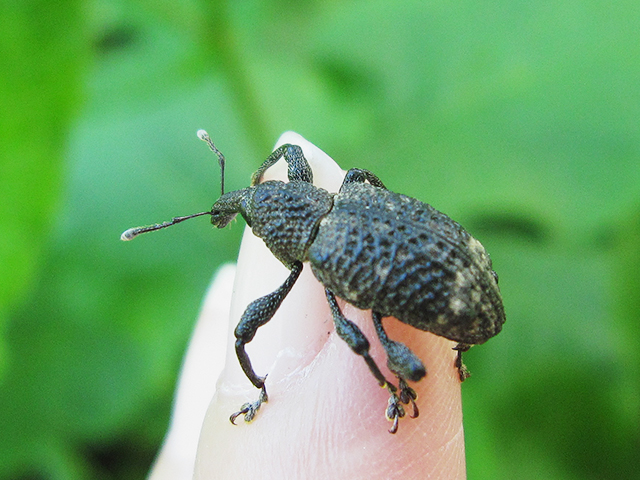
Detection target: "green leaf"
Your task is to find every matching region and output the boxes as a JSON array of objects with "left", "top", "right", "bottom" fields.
[
  {"left": 0, "top": 0, "right": 87, "bottom": 476},
  {"left": 0, "top": 1, "right": 85, "bottom": 371}
]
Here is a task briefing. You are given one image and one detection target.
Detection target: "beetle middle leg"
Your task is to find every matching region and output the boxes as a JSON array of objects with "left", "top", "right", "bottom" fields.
[
  {"left": 325, "top": 290, "right": 409, "bottom": 433},
  {"left": 340, "top": 168, "right": 387, "bottom": 190},
  {"left": 325, "top": 289, "right": 390, "bottom": 386},
  {"left": 230, "top": 261, "right": 303, "bottom": 424}
]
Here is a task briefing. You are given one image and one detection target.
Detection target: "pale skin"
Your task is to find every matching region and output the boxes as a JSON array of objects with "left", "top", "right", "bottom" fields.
[{"left": 148, "top": 133, "right": 466, "bottom": 480}]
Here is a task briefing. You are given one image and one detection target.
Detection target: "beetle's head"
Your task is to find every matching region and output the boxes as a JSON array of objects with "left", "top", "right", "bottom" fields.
[{"left": 210, "top": 209, "right": 237, "bottom": 229}]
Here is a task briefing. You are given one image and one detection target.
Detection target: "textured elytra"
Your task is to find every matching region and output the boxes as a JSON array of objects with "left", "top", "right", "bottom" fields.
[{"left": 308, "top": 182, "right": 504, "bottom": 344}]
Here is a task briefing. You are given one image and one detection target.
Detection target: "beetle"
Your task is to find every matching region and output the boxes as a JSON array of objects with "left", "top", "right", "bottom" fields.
[{"left": 121, "top": 130, "right": 506, "bottom": 434}]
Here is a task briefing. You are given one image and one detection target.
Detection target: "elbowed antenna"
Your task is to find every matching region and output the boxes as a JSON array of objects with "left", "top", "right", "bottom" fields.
[
  {"left": 120, "top": 211, "right": 213, "bottom": 241},
  {"left": 197, "top": 129, "right": 226, "bottom": 196},
  {"left": 120, "top": 129, "right": 227, "bottom": 242}
]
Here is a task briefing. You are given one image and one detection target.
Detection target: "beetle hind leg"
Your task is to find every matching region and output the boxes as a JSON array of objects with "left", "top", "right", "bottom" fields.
[
  {"left": 453, "top": 342, "right": 471, "bottom": 382},
  {"left": 325, "top": 290, "right": 407, "bottom": 433},
  {"left": 372, "top": 312, "right": 424, "bottom": 420},
  {"left": 385, "top": 385, "right": 405, "bottom": 434}
]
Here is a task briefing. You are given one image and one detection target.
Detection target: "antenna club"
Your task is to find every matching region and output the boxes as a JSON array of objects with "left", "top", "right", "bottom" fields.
[
  {"left": 120, "top": 228, "right": 138, "bottom": 241},
  {"left": 196, "top": 128, "right": 226, "bottom": 196}
]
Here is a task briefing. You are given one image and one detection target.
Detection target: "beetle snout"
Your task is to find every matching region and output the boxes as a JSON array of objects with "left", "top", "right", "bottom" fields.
[{"left": 211, "top": 211, "right": 237, "bottom": 229}]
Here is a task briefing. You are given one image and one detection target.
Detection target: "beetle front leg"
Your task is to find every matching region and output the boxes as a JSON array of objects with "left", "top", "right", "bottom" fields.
[
  {"left": 251, "top": 144, "right": 313, "bottom": 185},
  {"left": 230, "top": 261, "right": 303, "bottom": 424}
]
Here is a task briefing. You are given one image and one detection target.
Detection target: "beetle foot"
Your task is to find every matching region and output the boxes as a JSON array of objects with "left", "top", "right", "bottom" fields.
[
  {"left": 453, "top": 343, "right": 471, "bottom": 382},
  {"left": 385, "top": 390, "right": 406, "bottom": 434},
  {"left": 398, "top": 378, "right": 419, "bottom": 418},
  {"left": 456, "top": 362, "right": 470, "bottom": 382},
  {"left": 230, "top": 385, "right": 268, "bottom": 424}
]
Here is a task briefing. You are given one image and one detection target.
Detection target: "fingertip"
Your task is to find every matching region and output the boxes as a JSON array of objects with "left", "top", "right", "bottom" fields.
[{"left": 149, "top": 264, "right": 236, "bottom": 480}]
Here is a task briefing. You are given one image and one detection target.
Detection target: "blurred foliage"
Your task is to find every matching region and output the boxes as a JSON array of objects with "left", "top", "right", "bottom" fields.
[
  {"left": 0, "top": 0, "right": 85, "bottom": 374},
  {"left": 1, "top": 0, "right": 639, "bottom": 478}
]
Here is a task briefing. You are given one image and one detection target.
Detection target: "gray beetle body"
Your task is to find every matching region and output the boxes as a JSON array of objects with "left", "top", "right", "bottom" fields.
[
  {"left": 308, "top": 181, "right": 504, "bottom": 346},
  {"left": 122, "top": 138, "right": 505, "bottom": 434},
  {"left": 248, "top": 178, "right": 504, "bottom": 345}
]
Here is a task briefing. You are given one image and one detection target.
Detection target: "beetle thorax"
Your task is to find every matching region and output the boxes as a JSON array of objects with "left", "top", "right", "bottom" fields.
[{"left": 248, "top": 180, "right": 334, "bottom": 267}]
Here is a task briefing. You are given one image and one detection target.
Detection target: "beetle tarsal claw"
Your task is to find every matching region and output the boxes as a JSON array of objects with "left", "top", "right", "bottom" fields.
[
  {"left": 457, "top": 363, "right": 471, "bottom": 382},
  {"left": 398, "top": 378, "right": 419, "bottom": 418},
  {"left": 453, "top": 344, "right": 471, "bottom": 382},
  {"left": 230, "top": 386, "right": 268, "bottom": 424},
  {"left": 385, "top": 392, "right": 405, "bottom": 434}
]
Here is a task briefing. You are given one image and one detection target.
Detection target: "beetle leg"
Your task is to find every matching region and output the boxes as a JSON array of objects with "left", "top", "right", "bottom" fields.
[
  {"left": 325, "top": 290, "right": 411, "bottom": 433},
  {"left": 372, "top": 311, "right": 424, "bottom": 419},
  {"left": 325, "top": 289, "right": 390, "bottom": 387},
  {"left": 397, "top": 378, "right": 419, "bottom": 418},
  {"left": 372, "top": 312, "right": 427, "bottom": 382},
  {"left": 453, "top": 342, "right": 471, "bottom": 382},
  {"left": 386, "top": 390, "right": 405, "bottom": 434},
  {"left": 340, "top": 168, "right": 387, "bottom": 190},
  {"left": 229, "top": 384, "right": 268, "bottom": 424},
  {"left": 251, "top": 144, "right": 313, "bottom": 185},
  {"left": 230, "top": 261, "right": 303, "bottom": 424}
]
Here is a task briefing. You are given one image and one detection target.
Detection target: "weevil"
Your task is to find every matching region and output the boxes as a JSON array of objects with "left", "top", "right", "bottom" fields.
[{"left": 121, "top": 131, "right": 506, "bottom": 434}]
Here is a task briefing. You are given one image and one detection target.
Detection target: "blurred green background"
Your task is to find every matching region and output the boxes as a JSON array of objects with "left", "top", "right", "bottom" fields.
[{"left": 1, "top": 0, "right": 639, "bottom": 478}]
